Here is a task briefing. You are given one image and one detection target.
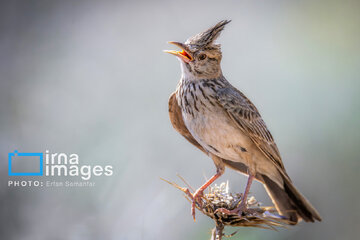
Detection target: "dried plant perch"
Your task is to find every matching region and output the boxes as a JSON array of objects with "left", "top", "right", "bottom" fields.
[{"left": 162, "top": 177, "right": 293, "bottom": 240}]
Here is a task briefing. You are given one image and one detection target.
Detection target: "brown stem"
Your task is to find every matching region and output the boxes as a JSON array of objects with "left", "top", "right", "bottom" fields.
[{"left": 210, "top": 222, "right": 224, "bottom": 240}]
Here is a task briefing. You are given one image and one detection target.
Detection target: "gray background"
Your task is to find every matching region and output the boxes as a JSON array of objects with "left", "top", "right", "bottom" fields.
[{"left": 1, "top": 0, "right": 359, "bottom": 239}]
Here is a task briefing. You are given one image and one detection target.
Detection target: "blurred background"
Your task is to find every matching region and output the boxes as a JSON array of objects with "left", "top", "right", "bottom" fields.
[{"left": 0, "top": 0, "right": 359, "bottom": 239}]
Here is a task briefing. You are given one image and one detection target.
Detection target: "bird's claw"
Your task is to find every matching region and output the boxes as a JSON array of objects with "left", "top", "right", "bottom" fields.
[
  {"left": 191, "top": 189, "right": 204, "bottom": 221},
  {"left": 214, "top": 203, "right": 251, "bottom": 217},
  {"left": 214, "top": 207, "right": 234, "bottom": 215}
]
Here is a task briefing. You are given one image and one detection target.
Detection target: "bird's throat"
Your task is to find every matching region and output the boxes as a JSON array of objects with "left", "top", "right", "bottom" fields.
[{"left": 180, "top": 62, "right": 223, "bottom": 82}]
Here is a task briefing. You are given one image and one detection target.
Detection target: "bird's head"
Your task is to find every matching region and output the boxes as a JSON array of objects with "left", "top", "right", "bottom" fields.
[{"left": 165, "top": 20, "right": 231, "bottom": 80}]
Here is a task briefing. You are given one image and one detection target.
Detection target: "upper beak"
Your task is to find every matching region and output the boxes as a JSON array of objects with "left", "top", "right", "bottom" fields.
[{"left": 164, "top": 41, "right": 193, "bottom": 63}]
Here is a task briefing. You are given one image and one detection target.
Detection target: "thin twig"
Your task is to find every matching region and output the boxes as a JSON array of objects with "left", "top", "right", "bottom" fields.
[{"left": 176, "top": 174, "right": 195, "bottom": 192}]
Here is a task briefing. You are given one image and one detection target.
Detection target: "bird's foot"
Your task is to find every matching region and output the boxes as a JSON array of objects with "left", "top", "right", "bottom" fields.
[
  {"left": 215, "top": 201, "right": 255, "bottom": 217},
  {"left": 191, "top": 189, "right": 204, "bottom": 221},
  {"left": 179, "top": 187, "right": 204, "bottom": 221},
  {"left": 179, "top": 170, "right": 223, "bottom": 221}
]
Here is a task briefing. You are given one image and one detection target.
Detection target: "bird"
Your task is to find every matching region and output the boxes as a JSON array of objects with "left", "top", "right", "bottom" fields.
[{"left": 164, "top": 20, "right": 321, "bottom": 224}]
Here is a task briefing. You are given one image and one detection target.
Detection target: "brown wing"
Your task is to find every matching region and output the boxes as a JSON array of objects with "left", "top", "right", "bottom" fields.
[
  {"left": 216, "top": 87, "right": 287, "bottom": 172},
  {"left": 168, "top": 92, "right": 208, "bottom": 155}
]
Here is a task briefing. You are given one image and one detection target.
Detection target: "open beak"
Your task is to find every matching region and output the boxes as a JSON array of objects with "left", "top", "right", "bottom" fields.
[{"left": 164, "top": 41, "right": 193, "bottom": 63}]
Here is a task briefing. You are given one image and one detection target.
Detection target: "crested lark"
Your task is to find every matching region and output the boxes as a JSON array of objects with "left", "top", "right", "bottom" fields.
[{"left": 165, "top": 20, "right": 321, "bottom": 224}]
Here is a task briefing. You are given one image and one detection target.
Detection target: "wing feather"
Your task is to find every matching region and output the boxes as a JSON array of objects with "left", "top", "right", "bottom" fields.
[{"left": 216, "top": 87, "right": 286, "bottom": 171}]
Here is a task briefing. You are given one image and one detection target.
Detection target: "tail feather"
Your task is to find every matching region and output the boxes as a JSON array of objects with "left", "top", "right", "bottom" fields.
[
  {"left": 262, "top": 174, "right": 322, "bottom": 224},
  {"left": 222, "top": 159, "right": 321, "bottom": 224}
]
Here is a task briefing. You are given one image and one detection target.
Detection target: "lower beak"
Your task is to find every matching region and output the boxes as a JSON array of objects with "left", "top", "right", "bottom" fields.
[{"left": 164, "top": 41, "right": 193, "bottom": 63}]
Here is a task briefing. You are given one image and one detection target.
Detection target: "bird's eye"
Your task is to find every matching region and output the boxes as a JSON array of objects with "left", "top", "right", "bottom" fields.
[{"left": 198, "top": 54, "right": 207, "bottom": 61}]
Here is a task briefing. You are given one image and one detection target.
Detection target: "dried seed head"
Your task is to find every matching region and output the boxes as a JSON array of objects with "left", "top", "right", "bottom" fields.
[{"left": 162, "top": 178, "right": 293, "bottom": 232}]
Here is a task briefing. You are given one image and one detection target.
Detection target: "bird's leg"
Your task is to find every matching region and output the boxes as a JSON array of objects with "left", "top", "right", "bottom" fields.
[
  {"left": 191, "top": 152, "right": 225, "bottom": 221},
  {"left": 215, "top": 173, "right": 255, "bottom": 216},
  {"left": 191, "top": 169, "right": 223, "bottom": 221},
  {"left": 190, "top": 154, "right": 224, "bottom": 221},
  {"left": 235, "top": 173, "right": 255, "bottom": 214}
]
